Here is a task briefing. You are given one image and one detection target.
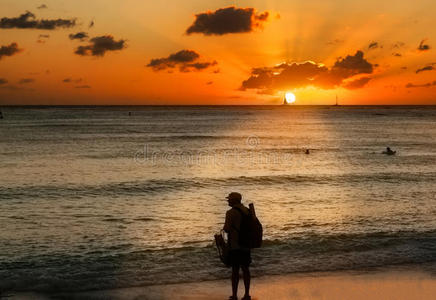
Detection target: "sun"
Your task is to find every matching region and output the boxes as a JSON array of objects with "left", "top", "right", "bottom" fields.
[{"left": 285, "top": 92, "right": 296, "bottom": 104}]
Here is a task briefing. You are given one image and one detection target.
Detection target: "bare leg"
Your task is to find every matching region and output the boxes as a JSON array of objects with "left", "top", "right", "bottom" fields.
[
  {"left": 232, "top": 264, "right": 240, "bottom": 298},
  {"left": 241, "top": 265, "right": 251, "bottom": 297}
]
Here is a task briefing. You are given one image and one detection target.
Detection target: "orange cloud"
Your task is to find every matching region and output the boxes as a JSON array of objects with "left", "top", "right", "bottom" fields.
[{"left": 241, "top": 51, "right": 374, "bottom": 92}]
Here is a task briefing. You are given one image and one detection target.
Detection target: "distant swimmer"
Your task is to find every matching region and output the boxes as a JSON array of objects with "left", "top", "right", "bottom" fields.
[
  {"left": 128, "top": 112, "right": 132, "bottom": 116},
  {"left": 382, "top": 147, "right": 396, "bottom": 155},
  {"left": 305, "top": 149, "right": 310, "bottom": 154},
  {"left": 0, "top": 110, "right": 3, "bottom": 119}
]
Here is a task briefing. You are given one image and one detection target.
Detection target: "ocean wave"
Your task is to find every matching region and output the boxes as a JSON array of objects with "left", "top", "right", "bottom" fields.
[
  {"left": 1, "top": 229, "right": 435, "bottom": 293},
  {"left": 2, "top": 172, "right": 436, "bottom": 200}
]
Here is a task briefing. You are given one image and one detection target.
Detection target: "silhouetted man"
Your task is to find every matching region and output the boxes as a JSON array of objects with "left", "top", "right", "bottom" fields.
[{"left": 223, "top": 192, "right": 251, "bottom": 300}]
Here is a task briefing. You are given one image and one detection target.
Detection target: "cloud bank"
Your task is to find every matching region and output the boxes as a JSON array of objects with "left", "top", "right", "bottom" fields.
[
  {"left": 0, "top": 11, "right": 76, "bottom": 30},
  {"left": 186, "top": 6, "right": 270, "bottom": 35},
  {"left": 74, "top": 35, "right": 126, "bottom": 57},
  {"left": 147, "top": 49, "right": 217, "bottom": 72},
  {"left": 241, "top": 51, "right": 374, "bottom": 92}
]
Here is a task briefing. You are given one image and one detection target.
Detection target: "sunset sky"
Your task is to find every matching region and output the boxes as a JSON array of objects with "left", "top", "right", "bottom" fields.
[{"left": 0, "top": 0, "right": 435, "bottom": 105}]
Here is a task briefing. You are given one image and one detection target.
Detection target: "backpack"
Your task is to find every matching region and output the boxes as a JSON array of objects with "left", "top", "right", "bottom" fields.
[{"left": 233, "top": 203, "right": 263, "bottom": 249}]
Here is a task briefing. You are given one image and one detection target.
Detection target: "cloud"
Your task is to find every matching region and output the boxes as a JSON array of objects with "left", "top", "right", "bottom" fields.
[
  {"left": 406, "top": 81, "right": 436, "bottom": 88},
  {"left": 37, "top": 4, "right": 47, "bottom": 9},
  {"left": 416, "top": 64, "right": 434, "bottom": 73},
  {"left": 0, "top": 43, "right": 22, "bottom": 60},
  {"left": 368, "top": 42, "right": 380, "bottom": 50},
  {"left": 18, "top": 78, "right": 35, "bottom": 84},
  {"left": 418, "top": 39, "right": 430, "bottom": 51},
  {"left": 0, "top": 84, "right": 34, "bottom": 91},
  {"left": 343, "top": 77, "right": 371, "bottom": 89},
  {"left": 241, "top": 50, "right": 374, "bottom": 92},
  {"left": 37, "top": 34, "right": 50, "bottom": 43},
  {"left": 186, "top": 6, "right": 270, "bottom": 35},
  {"left": 0, "top": 11, "right": 76, "bottom": 30},
  {"left": 147, "top": 49, "right": 217, "bottom": 72},
  {"left": 392, "top": 42, "right": 405, "bottom": 49},
  {"left": 0, "top": 78, "right": 7, "bottom": 85},
  {"left": 326, "top": 39, "right": 344, "bottom": 45},
  {"left": 69, "top": 32, "right": 88, "bottom": 41},
  {"left": 62, "top": 78, "right": 82, "bottom": 83},
  {"left": 74, "top": 35, "right": 126, "bottom": 57}
]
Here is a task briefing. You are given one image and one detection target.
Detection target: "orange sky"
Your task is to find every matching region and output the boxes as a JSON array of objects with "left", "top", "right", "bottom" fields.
[{"left": 0, "top": 0, "right": 435, "bottom": 105}]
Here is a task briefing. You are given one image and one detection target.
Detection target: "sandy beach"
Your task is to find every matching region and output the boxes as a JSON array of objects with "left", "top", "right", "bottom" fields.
[{"left": 9, "top": 268, "right": 436, "bottom": 300}]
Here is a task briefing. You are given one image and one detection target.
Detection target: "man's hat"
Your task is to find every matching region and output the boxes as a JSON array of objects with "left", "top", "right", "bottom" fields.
[{"left": 226, "top": 192, "right": 242, "bottom": 201}]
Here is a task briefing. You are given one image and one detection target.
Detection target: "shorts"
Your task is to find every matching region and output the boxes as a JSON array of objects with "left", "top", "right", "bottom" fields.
[{"left": 229, "top": 249, "right": 252, "bottom": 267}]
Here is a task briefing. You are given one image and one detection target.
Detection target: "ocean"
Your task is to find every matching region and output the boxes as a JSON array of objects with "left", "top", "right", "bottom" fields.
[{"left": 1, "top": 106, "right": 436, "bottom": 293}]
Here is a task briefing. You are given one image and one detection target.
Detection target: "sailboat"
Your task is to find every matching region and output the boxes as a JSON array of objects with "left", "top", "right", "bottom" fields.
[{"left": 283, "top": 96, "right": 288, "bottom": 105}]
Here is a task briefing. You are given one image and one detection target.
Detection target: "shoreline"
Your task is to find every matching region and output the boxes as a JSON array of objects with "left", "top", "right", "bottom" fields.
[{"left": 9, "top": 267, "right": 436, "bottom": 300}]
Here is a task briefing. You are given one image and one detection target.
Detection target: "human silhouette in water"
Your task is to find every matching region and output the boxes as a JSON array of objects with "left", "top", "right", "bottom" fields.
[
  {"left": 223, "top": 192, "right": 252, "bottom": 300},
  {"left": 383, "top": 147, "right": 396, "bottom": 155}
]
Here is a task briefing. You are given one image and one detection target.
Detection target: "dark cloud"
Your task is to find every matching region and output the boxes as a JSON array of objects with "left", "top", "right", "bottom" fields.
[
  {"left": 368, "top": 42, "right": 380, "bottom": 50},
  {"left": 418, "top": 39, "right": 430, "bottom": 51},
  {"left": 75, "top": 85, "right": 91, "bottom": 89},
  {"left": 37, "top": 4, "right": 47, "bottom": 9},
  {"left": 326, "top": 39, "right": 344, "bottom": 45},
  {"left": 37, "top": 34, "right": 49, "bottom": 44},
  {"left": 186, "top": 6, "right": 270, "bottom": 35},
  {"left": 147, "top": 49, "right": 217, "bottom": 72},
  {"left": 0, "top": 84, "right": 34, "bottom": 91},
  {"left": 0, "top": 78, "right": 7, "bottom": 85},
  {"left": 343, "top": 77, "right": 371, "bottom": 90},
  {"left": 0, "top": 11, "right": 76, "bottom": 30},
  {"left": 416, "top": 64, "right": 434, "bottom": 73},
  {"left": 406, "top": 81, "right": 436, "bottom": 88},
  {"left": 63, "top": 78, "right": 82, "bottom": 83},
  {"left": 241, "top": 50, "right": 374, "bottom": 92},
  {"left": 392, "top": 42, "right": 405, "bottom": 49},
  {"left": 392, "top": 52, "right": 402, "bottom": 57},
  {"left": 0, "top": 43, "right": 22, "bottom": 60},
  {"left": 332, "top": 51, "right": 373, "bottom": 75},
  {"left": 74, "top": 35, "right": 126, "bottom": 57},
  {"left": 18, "top": 78, "right": 35, "bottom": 84},
  {"left": 69, "top": 32, "right": 88, "bottom": 41}
]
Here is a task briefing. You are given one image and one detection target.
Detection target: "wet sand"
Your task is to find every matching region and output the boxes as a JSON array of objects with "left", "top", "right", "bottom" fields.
[{"left": 10, "top": 268, "right": 436, "bottom": 300}]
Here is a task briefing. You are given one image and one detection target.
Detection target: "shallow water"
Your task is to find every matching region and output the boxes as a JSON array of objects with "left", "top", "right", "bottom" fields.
[{"left": 1, "top": 106, "right": 436, "bottom": 292}]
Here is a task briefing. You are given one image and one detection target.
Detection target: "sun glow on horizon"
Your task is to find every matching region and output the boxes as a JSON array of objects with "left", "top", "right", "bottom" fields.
[{"left": 285, "top": 92, "right": 296, "bottom": 104}]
